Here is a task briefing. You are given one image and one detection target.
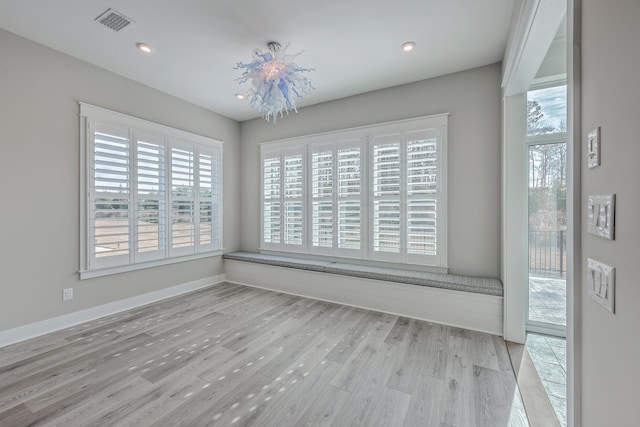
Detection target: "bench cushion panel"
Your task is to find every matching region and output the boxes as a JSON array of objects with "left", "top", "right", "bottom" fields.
[{"left": 222, "top": 252, "right": 503, "bottom": 297}]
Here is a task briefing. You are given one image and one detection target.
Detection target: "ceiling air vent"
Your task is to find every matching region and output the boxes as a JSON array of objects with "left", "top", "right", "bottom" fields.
[{"left": 95, "top": 8, "right": 135, "bottom": 32}]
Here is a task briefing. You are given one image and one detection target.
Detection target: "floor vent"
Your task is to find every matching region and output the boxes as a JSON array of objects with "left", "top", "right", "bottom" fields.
[{"left": 95, "top": 8, "right": 134, "bottom": 32}]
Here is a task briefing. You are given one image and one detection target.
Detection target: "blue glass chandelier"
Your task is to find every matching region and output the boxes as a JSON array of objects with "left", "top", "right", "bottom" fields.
[{"left": 235, "top": 41, "right": 314, "bottom": 123}]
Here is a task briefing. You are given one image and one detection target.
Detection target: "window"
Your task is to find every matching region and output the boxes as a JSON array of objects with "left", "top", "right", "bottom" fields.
[
  {"left": 80, "top": 103, "right": 223, "bottom": 278},
  {"left": 311, "top": 144, "right": 334, "bottom": 251},
  {"left": 261, "top": 148, "right": 305, "bottom": 250},
  {"left": 370, "top": 129, "right": 441, "bottom": 265},
  {"left": 307, "top": 139, "right": 364, "bottom": 257},
  {"left": 260, "top": 114, "right": 447, "bottom": 268},
  {"left": 336, "top": 142, "right": 363, "bottom": 255}
]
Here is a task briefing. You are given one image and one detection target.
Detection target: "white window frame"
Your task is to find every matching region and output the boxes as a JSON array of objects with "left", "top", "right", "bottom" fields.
[
  {"left": 80, "top": 103, "right": 223, "bottom": 279},
  {"left": 259, "top": 114, "right": 448, "bottom": 269}
]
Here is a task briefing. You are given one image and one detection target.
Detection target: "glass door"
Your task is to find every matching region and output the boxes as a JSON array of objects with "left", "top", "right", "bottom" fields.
[{"left": 527, "top": 84, "right": 567, "bottom": 336}]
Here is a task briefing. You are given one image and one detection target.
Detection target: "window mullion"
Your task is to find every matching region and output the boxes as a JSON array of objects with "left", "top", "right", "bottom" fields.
[
  {"left": 161, "top": 138, "right": 169, "bottom": 259},
  {"left": 167, "top": 141, "right": 174, "bottom": 257},
  {"left": 400, "top": 133, "right": 408, "bottom": 263},
  {"left": 363, "top": 136, "right": 370, "bottom": 260},
  {"left": 279, "top": 152, "right": 285, "bottom": 246},
  {"left": 87, "top": 120, "right": 96, "bottom": 270},
  {"left": 194, "top": 144, "right": 200, "bottom": 254},
  {"left": 130, "top": 129, "right": 138, "bottom": 265},
  {"left": 305, "top": 147, "right": 312, "bottom": 254},
  {"left": 332, "top": 143, "right": 338, "bottom": 253}
]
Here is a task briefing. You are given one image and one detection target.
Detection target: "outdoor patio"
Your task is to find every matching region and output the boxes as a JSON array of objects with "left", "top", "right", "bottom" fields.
[
  {"left": 527, "top": 276, "right": 567, "bottom": 426},
  {"left": 527, "top": 333, "right": 567, "bottom": 426},
  {"left": 529, "top": 276, "right": 566, "bottom": 326}
]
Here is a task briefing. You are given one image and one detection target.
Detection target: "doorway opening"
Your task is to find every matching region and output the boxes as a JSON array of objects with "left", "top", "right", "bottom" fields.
[
  {"left": 527, "top": 83, "right": 567, "bottom": 337},
  {"left": 526, "top": 82, "right": 568, "bottom": 426}
]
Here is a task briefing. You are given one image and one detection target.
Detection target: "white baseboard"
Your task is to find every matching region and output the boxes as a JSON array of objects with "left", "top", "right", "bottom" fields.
[
  {"left": 224, "top": 260, "right": 503, "bottom": 335},
  {"left": 0, "top": 274, "right": 225, "bottom": 348}
]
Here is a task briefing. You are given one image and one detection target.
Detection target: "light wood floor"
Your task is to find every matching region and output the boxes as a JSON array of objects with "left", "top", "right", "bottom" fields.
[{"left": 0, "top": 282, "right": 529, "bottom": 426}]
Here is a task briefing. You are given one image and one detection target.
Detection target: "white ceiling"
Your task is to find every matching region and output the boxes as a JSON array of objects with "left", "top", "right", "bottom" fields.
[{"left": 0, "top": 0, "right": 516, "bottom": 121}]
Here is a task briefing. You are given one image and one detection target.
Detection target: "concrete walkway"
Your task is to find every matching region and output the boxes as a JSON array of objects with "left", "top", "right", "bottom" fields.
[
  {"left": 527, "top": 276, "right": 567, "bottom": 426},
  {"left": 529, "top": 276, "right": 566, "bottom": 326}
]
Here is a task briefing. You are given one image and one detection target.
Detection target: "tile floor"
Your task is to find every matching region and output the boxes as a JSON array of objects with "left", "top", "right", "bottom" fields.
[
  {"left": 526, "top": 333, "right": 567, "bottom": 427},
  {"left": 529, "top": 276, "right": 566, "bottom": 326},
  {"left": 528, "top": 276, "right": 567, "bottom": 426}
]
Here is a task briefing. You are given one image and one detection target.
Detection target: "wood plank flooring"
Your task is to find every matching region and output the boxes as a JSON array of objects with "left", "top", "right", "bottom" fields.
[{"left": 0, "top": 282, "right": 529, "bottom": 426}]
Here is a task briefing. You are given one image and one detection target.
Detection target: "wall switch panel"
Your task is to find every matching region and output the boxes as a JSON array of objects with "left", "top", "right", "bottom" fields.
[
  {"left": 588, "top": 258, "right": 615, "bottom": 313},
  {"left": 587, "top": 127, "right": 601, "bottom": 168},
  {"left": 62, "top": 288, "right": 74, "bottom": 301},
  {"left": 588, "top": 194, "right": 615, "bottom": 240}
]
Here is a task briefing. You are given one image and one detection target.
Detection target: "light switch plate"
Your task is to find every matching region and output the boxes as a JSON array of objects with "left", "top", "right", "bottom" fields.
[
  {"left": 588, "top": 194, "right": 615, "bottom": 240},
  {"left": 587, "top": 258, "right": 615, "bottom": 313},
  {"left": 587, "top": 127, "right": 600, "bottom": 168}
]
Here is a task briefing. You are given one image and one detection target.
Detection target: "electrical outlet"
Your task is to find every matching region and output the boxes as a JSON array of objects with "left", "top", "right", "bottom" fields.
[
  {"left": 587, "top": 258, "right": 615, "bottom": 313},
  {"left": 62, "top": 288, "right": 74, "bottom": 301}
]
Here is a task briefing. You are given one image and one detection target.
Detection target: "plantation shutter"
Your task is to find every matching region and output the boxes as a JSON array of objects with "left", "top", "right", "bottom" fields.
[
  {"left": 372, "top": 134, "right": 402, "bottom": 261},
  {"left": 262, "top": 151, "right": 282, "bottom": 246},
  {"left": 257, "top": 114, "right": 446, "bottom": 268},
  {"left": 82, "top": 104, "right": 223, "bottom": 277},
  {"left": 198, "top": 147, "right": 221, "bottom": 250},
  {"left": 135, "top": 133, "right": 166, "bottom": 261},
  {"left": 283, "top": 149, "right": 304, "bottom": 246},
  {"left": 90, "top": 122, "right": 132, "bottom": 268},
  {"left": 170, "top": 143, "right": 196, "bottom": 255},
  {"left": 406, "top": 130, "right": 438, "bottom": 259},
  {"left": 336, "top": 140, "right": 363, "bottom": 255},
  {"left": 311, "top": 144, "right": 334, "bottom": 252}
]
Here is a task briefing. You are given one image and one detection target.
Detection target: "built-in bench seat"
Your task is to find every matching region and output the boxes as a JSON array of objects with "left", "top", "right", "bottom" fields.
[
  {"left": 223, "top": 251, "right": 504, "bottom": 335},
  {"left": 222, "top": 252, "right": 503, "bottom": 297}
]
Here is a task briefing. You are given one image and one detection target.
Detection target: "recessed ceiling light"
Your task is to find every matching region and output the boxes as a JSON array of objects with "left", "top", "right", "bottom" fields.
[
  {"left": 401, "top": 41, "right": 416, "bottom": 52},
  {"left": 235, "top": 93, "right": 245, "bottom": 100},
  {"left": 136, "top": 43, "right": 152, "bottom": 53}
]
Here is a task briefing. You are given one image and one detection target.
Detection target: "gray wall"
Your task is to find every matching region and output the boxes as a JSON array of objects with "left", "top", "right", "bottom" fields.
[
  {"left": 580, "top": 1, "right": 640, "bottom": 424},
  {"left": 0, "top": 29, "right": 240, "bottom": 332},
  {"left": 240, "top": 64, "right": 502, "bottom": 277}
]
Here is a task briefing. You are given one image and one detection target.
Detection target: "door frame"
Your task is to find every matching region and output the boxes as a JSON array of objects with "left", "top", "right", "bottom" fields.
[{"left": 501, "top": 0, "right": 580, "bottom": 426}]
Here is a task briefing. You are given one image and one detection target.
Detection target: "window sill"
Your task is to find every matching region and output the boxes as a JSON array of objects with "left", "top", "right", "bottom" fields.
[{"left": 79, "top": 250, "right": 224, "bottom": 280}]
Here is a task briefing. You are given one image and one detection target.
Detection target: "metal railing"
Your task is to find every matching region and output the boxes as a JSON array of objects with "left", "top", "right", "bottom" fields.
[{"left": 529, "top": 230, "right": 566, "bottom": 278}]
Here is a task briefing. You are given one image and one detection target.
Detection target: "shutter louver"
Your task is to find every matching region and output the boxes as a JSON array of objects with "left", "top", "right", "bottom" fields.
[
  {"left": 311, "top": 147, "right": 333, "bottom": 249},
  {"left": 337, "top": 143, "right": 362, "bottom": 252},
  {"left": 92, "top": 123, "right": 131, "bottom": 266},
  {"left": 198, "top": 152, "right": 213, "bottom": 247},
  {"left": 171, "top": 146, "right": 195, "bottom": 253},
  {"left": 136, "top": 135, "right": 166, "bottom": 260},
  {"left": 263, "top": 154, "right": 282, "bottom": 244},
  {"left": 198, "top": 149, "right": 221, "bottom": 249},
  {"left": 373, "top": 137, "right": 401, "bottom": 255},
  {"left": 407, "top": 130, "right": 438, "bottom": 256},
  {"left": 283, "top": 153, "right": 303, "bottom": 245}
]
